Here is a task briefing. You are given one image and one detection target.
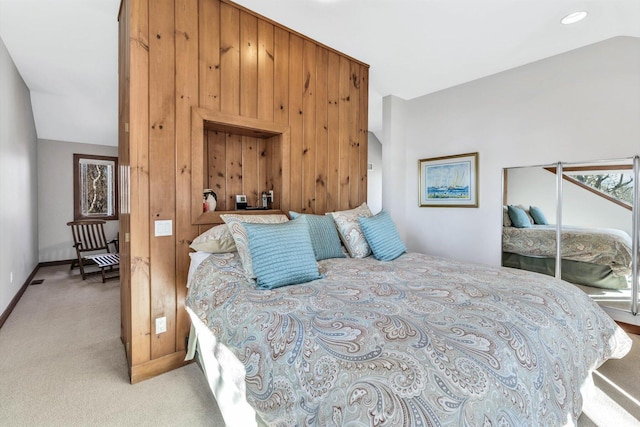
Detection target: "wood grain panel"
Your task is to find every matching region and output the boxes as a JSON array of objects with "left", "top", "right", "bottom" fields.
[
  {"left": 242, "top": 137, "right": 259, "bottom": 206},
  {"left": 349, "top": 61, "right": 360, "bottom": 208},
  {"left": 302, "top": 40, "right": 316, "bottom": 213},
  {"left": 257, "top": 21, "right": 274, "bottom": 122},
  {"left": 148, "top": 0, "right": 176, "bottom": 359},
  {"left": 199, "top": 0, "right": 220, "bottom": 110},
  {"left": 207, "top": 131, "right": 227, "bottom": 210},
  {"left": 240, "top": 11, "right": 258, "bottom": 119},
  {"left": 288, "top": 35, "right": 304, "bottom": 214},
  {"left": 131, "top": 350, "right": 189, "bottom": 384},
  {"left": 220, "top": 3, "right": 239, "bottom": 115},
  {"left": 258, "top": 20, "right": 274, "bottom": 198},
  {"left": 315, "top": 47, "right": 328, "bottom": 215},
  {"left": 240, "top": 12, "right": 259, "bottom": 206},
  {"left": 225, "top": 133, "right": 243, "bottom": 208},
  {"left": 326, "top": 51, "right": 340, "bottom": 213},
  {"left": 128, "top": 0, "right": 151, "bottom": 367},
  {"left": 258, "top": 139, "right": 268, "bottom": 199},
  {"left": 175, "top": 0, "right": 199, "bottom": 351},
  {"left": 273, "top": 27, "right": 289, "bottom": 210},
  {"left": 338, "top": 56, "right": 351, "bottom": 210},
  {"left": 359, "top": 65, "right": 369, "bottom": 204}
]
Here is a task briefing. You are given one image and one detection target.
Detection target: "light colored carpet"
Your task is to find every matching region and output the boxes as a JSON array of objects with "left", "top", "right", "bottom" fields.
[
  {"left": 1, "top": 264, "right": 639, "bottom": 426},
  {"left": 0, "top": 264, "right": 224, "bottom": 426}
]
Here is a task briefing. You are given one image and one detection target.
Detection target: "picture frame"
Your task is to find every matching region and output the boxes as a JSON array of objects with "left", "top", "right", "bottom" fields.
[
  {"left": 419, "top": 152, "right": 478, "bottom": 207},
  {"left": 73, "top": 153, "right": 119, "bottom": 220}
]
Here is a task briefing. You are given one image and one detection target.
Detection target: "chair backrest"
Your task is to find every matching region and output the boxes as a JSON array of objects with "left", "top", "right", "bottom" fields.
[{"left": 67, "top": 220, "right": 111, "bottom": 255}]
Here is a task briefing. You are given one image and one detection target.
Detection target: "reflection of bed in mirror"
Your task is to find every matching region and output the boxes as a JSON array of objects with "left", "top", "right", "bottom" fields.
[
  {"left": 502, "top": 159, "right": 639, "bottom": 329},
  {"left": 502, "top": 220, "right": 632, "bottom": 290}
]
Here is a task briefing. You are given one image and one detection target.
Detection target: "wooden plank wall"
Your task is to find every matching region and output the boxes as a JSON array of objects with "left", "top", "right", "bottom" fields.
[
  {"left": 119, "top": 0, "right": 368, "bottom": 382},
  {"left": 205, "top": 130, "right": 275, "bottom": 211}
]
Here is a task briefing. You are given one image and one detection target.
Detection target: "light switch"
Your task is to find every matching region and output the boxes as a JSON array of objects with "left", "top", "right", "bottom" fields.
[{"left": 154, "top": 220, "right": 172, "bottom": 237}]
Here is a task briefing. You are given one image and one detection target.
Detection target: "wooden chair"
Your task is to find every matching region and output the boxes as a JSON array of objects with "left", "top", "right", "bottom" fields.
[{"left": 67, "top": 220, "right": 119, "bottom": 282}]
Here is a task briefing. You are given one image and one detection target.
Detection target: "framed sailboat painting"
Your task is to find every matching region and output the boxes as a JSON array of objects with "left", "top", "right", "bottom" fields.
[{"left": 419, "top": 152, "right": 478, "bottom": 207}]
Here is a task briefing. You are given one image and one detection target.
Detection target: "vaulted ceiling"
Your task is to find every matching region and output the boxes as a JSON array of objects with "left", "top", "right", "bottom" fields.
[{"left": 1, "top": 0, "right": 638, "bottom": 146}]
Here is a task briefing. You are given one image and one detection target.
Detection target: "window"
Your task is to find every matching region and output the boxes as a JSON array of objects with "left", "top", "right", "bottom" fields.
[
  {"left": 559, "top": 164, "right": 634, "bottom": 210},
  {"left": 73, "top": 154, "right": 119, "bottom": 220}
]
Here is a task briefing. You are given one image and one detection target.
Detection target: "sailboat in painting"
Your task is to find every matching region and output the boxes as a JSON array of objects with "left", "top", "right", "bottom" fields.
[{"left": 427, "top": 162, "right": 471, "bottom": 199}]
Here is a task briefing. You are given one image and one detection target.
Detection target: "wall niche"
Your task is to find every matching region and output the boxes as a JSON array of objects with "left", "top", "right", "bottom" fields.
[{"left": 191, "top": 108, "right": 290, "bottom": 225}]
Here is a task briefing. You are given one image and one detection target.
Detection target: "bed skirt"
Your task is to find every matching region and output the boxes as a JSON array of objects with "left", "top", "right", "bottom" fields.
[
  {"left": 185, "top": 307, "right": 267, "bottom": 427},
  {"left": 502, "top": 252, "right": 628, "bottom": 290}
]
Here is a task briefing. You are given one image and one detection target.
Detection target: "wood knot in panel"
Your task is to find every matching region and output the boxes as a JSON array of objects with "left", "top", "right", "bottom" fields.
[
  {"left": 304, "top": 73, "right": 311, "bottom": 91},
  {"left": 132, "top": 35, "right": 149, "bottom": 51},
  {"left": 352, "top": 73, "right": 360, "bottom": 89}
]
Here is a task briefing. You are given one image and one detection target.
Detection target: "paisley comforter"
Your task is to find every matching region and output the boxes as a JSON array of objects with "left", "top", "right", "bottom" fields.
[
  {"left": 502, "top": 225, "right": 632, "bottom": 277},
  {"left": 186, "top": 252, "right": 631, "bottom": 426}
]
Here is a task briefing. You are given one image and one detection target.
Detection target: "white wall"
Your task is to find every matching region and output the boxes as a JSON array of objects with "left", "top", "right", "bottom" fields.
[
  {"left": 367, "top": 132, "right": 382, "bottom": 214},
  {"left": 38, "top": 139, "right": 118, "bottom": 262},
  {"left": 383, "top": 36, "right": 640, "bottom": 266},
  {"left": 382, "top": 95, "right": 409, "bottom": 242},
  {"left": 507, "top": 166, "right": 633, "bottom": 236},
  {"left": 0, "top": 37, "right": 38, "bottom": 315}
]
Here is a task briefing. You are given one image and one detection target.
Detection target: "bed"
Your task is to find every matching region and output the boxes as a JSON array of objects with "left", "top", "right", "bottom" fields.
[
  {"left": 185, "top": 208, "right": 631, "bottom": 426},
  {"left": 502, "top": 224, "right": 633, "bottom": 290}
]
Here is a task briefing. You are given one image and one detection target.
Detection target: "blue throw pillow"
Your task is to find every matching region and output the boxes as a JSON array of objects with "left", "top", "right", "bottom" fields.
[
  {"left": 507, "top": 205, "right": 532, "bottom": 228},
  {"left": 289, "top": 212, "right": 346, "bottom": 260},
  {"left": 358, "top": 210, "right": 406, "bottom": 261},
  {"left": 243, "top": 220, "right": 322, "bottom": 289},
  {"left": 529, "top": 206, "right": 548, "bottom": 225}
]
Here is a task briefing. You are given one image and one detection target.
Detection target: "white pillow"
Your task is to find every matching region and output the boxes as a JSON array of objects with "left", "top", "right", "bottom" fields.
[
  {"left": 189, "top": 224, "right": 236, "bottom": 253},
  {"left": 328, "top": 202, "right": 373, "bottom": 258}
]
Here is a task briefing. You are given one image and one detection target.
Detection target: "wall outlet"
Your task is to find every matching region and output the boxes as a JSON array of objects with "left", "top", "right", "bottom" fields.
[
  {"left": 154, "top": 220, "right": 172, "bottom": 237},
  {"left": 10, "top": 272, "right": 13, "bottom": 284},
  {"left": 155, "top": 316, "right": 167, "bottom": 334}
]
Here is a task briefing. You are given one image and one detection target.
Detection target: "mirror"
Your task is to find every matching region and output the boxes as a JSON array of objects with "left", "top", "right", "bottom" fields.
[
  {"left": 558, "top": 159, "right": 634, "bottom": 312},
  {"left": 502, "top": 164, "right": 558, "bottom": 279},
  {"left": 503, "top": 157, "right": 638, "bottom": 321}
]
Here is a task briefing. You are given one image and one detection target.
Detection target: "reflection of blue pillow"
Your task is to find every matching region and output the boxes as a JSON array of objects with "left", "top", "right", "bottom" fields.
[
  {"left": 507, "top": 205, "right": 532, "bottom": 228},
  {"left": 289, "top": 212, "right": 346, "bottom": 260},
  {"left": 244, "top": 220, "right": 322, "bottom": 289},
  {"left": 529, "top": 206, "right": 548, "bottom": 225},
  {"left": 358, "top": 210, "right": 407, "bottom": 261}
]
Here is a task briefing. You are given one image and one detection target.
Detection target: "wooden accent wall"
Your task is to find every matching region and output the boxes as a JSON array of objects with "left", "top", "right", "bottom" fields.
[{"left": 118, "top": 0, "right": 368, "bottom": 382}]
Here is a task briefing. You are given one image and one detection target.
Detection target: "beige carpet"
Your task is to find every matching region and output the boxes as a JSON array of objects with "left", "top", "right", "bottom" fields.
[
  {"left": 0, "top": 264, "right": 224, "bottom": 426},
  {"left": 1, "top": 264, "right": 639, "bottom": 426}
]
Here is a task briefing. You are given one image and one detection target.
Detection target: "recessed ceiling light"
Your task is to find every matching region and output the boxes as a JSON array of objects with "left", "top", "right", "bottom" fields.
[{"left": 561, "top": 11, "right": 588, "bottom": 25}]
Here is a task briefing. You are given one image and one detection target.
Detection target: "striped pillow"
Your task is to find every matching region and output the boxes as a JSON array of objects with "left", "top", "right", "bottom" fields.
[
  {"left": 289, "top": 212, "right": 346, "bottom": 260},
  {"left": 243, "top": 220, "right": 322, "bottom": 289},
  {"left": 358, "top": 210, "right": 406, "bottom": 261},
  {"left": 220, "top": 214, "right": 289, "bottom": 278}
]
